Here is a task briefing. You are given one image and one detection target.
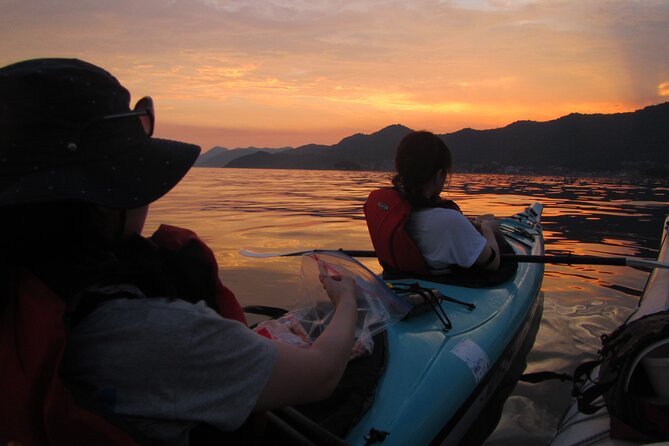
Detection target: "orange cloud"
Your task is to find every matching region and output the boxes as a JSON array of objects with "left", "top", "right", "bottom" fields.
[{"left": 660, "top": 82, "right": 669, "bottom": 97}]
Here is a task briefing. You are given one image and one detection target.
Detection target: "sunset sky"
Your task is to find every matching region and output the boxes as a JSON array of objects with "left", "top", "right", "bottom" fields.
[{"left": 2, "top": 0, "right": 668, "bottom": 151}]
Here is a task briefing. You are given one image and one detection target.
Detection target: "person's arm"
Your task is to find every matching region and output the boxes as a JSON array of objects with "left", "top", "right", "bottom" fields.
[
  {"left": 473, "top": 219, "right": 500, "bottom": 271},
  {"left": 254, "top": 263, "right": 358, "bottom": 411}
]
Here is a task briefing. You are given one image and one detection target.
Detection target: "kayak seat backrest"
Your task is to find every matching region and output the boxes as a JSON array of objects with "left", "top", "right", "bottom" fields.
[{"left": 363, "top": 188, "right": 430, "bottom": 277}]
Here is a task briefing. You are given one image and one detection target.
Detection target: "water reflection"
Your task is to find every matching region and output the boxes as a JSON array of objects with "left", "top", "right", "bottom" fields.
[
  {"left": 146, "top": 168, "right": 668, "bottom": 444},
  {"left": 147, "top": 167, "right": 667, "bottom": 317}
]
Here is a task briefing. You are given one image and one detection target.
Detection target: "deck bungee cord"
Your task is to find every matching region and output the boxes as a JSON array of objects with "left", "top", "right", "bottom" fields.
[{"left": 388, "top": 282, "right": 476, "bottom": 331}]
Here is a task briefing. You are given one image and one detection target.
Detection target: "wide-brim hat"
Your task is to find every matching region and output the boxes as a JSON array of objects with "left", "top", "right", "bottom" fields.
[{"left": 0, "top": 58, "right": 201, "bottom": 209}]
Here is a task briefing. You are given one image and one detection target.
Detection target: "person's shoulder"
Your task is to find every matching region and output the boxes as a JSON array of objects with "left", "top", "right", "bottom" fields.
[
  {"left": 414, "top": 207, "right": 466, "bottom": 221},
  {"left": 97, "top": 296, "right": 211, "bottom": 314},
  {"left": 411, "top": 207, "right": 474, "bottom": 234},
  {"left": 86, "top": 296, "right": 226, "bottom": 331}
]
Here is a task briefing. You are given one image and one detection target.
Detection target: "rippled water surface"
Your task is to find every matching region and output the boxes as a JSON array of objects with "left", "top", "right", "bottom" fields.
[{"left": 146, "top": 168, "right": 669, "bottom": 444}]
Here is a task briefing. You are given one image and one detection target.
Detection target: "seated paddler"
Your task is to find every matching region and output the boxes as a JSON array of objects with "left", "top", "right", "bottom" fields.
[
  {"left": 0, "top": 58, "right": 359, "bottom": 445},
  {"left": 364, "top": 130, "right": 501, "bottom": 278}
]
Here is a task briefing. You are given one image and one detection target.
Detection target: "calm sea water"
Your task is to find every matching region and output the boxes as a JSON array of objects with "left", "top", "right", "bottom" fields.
[{"left": 145, "top": 168, "right": 669, "bottom": 445}]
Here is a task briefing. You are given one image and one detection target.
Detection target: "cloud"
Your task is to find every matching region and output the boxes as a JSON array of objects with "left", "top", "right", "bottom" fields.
[
  {"left": 449, "top": 0, "right": 537, "bottom": 12},
  {"left": 660, "top": 82, "right": 669, "bottom": 97},
  {"left": 198, "top": 0, "right": 337, "bottom": 18}
]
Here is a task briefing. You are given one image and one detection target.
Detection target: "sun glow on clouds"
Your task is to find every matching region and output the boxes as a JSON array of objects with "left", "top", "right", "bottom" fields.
[
  {"left": 328, "top": 90, "right": 471, "bottom": 114},
  {"left": 660, "top": 82, "right": 669, "bottom": 97},
  {"left": 1, "top": 0, "right": 668, "bottom": 148}
]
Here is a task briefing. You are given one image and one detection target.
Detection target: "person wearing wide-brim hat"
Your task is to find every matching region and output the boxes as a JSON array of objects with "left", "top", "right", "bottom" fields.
[{"left": 0, "top": 58, "right": 358, "bottom": 444}]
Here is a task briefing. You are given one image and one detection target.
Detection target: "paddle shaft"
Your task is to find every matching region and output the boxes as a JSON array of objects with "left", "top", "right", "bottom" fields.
[
  {"left": 343, "top": 251, "right": 661, "bottom": 268},
  {"left": 502, "top": 254, "right": 668, "bottom": 269},
  {"left": 502, "top": 254, "right": 626, "bottom": 266}
]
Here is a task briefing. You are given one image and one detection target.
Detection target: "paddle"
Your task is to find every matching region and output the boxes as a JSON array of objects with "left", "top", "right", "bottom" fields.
[
  {"left": 239, "top": 248, "right": 376, "bottom": 258},
  {"left": 239, "top": 249, "right": 669, "bottom": 269}
]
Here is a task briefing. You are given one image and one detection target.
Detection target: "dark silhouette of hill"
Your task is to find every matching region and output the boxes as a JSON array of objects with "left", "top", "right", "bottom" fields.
[
  {"left": 444, "top": 102, "right": 669, "bottom": 174},
  {"left": 225, "top": 124, "right": 411, "bottom": 171},
  {"left": 194, "top": 146, "right": 289, "bottom": 167},
  {"left": 215, "top": 102, "right": 669, "bottom": 175}
]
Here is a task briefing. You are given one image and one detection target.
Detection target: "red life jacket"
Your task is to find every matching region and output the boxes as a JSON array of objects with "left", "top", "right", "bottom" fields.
[
  {"left": 363, "top": 188, "right": 431, "bottom": 276},
  {"left": 0, "top": 224, "right": 245, "bottom": 446}
]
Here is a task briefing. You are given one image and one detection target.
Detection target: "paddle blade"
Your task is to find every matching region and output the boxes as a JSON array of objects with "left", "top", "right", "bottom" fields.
[
  {"left": 240, "top": 249, "right": 377, "bottom": 259},
  {"left": 239, "top": 249, "right": 311, "bottom": 258}
]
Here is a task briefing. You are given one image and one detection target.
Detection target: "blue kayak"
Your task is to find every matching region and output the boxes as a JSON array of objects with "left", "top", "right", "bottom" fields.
[{"left": 340, "top": 202, "right": 545, "bottom": 445}]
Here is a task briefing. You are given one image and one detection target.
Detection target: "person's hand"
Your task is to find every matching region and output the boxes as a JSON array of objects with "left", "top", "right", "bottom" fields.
[
  {"left": 318, "top": 260, "right": 356, "bottom": 308},
  {"left": 474, "top": 214, "right": 498, "bottom": 232},
  {"left": 480, "top": 219, "right": 499, "bottom": 231},
  {"left": 474, "top": 213, "right": 496, "bottom": 223}
]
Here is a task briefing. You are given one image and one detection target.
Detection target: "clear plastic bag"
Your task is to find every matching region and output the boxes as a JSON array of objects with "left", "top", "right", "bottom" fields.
[{"left": 255, "top": 250, "right": 411, "bottom": 358}]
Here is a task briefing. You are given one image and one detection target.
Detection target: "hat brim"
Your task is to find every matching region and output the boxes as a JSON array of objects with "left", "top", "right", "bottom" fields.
[{"left": 0, "top": 138, "right": 201, "bottom": 209}]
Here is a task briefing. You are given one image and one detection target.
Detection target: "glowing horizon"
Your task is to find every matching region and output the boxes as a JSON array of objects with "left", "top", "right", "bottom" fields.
[{"left": 2, "top": 0, "right": 667, "bottom": 151}]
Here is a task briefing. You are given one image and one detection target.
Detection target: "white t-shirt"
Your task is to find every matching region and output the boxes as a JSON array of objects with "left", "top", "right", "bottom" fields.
[
  {"left": 63, "top": 296, "right": 277, "bottom": 445},
  {"left": 406, "top": 207, "right": 487, "bottom": 273}
]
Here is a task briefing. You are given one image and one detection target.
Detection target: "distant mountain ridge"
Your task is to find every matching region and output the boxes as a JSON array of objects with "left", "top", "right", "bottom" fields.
[
  {"left": 194, "top": 146, "right": 289, "bottom": 167},
  {"left": 198, "top": 102, "right": 669, "bottom": 175}
]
